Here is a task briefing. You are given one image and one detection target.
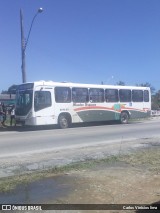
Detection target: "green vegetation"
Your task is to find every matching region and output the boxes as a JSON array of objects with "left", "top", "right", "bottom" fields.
[{"left": 119, "top": 147, "right": 160, "bottom": 172}]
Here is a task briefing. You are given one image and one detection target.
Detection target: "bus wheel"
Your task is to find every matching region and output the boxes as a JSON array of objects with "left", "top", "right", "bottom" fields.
[
  {"left": 58, "top": 114, "right": 69, "bottom": 129},
  {"left": 120, "top": 112, "right": 129, "bottom": 124}
]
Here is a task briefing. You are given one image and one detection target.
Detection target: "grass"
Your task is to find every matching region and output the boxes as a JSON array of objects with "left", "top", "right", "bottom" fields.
[
  {"left": 119, "top": 147, "right": 160, "bottom": 173},
  {"left": 0, "top": 147, "right": 160, "bottom": 193}
]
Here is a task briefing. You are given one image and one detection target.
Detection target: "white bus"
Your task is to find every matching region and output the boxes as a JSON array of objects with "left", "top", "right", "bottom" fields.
[{"left": 15, "top": 81, "right": 151, "bottom": 128}]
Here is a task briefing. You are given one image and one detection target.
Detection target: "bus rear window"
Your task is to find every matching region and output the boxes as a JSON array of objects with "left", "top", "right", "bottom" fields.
[{"left": 144, "top": 90, "right": 149, "bottom": 102}]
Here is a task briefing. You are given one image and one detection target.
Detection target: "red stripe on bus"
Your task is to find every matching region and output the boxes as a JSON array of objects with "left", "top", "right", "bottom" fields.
[
  {"left": 74, "top": 106, "right": 150, "bottom": 113},
  {"left": 74, "top": 106, "right": 118, "bottom": 112}
]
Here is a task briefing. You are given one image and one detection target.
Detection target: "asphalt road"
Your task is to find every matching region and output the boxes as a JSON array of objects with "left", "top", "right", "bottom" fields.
[
  {"left": 0, "top": 118, "right": 160, "bottom": 157},
  {"left": 0, "top": 118, "right": 160, "bottom": 177}
]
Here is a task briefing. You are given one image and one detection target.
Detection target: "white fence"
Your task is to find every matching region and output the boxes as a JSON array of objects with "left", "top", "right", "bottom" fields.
[{"left": 151, "top": 110, "right": 160, "bottom": 116}]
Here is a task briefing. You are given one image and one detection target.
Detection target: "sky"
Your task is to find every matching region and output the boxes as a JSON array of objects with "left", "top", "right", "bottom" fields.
[{"left": 1, "top": 0, "right": 160, "bottom": 92}]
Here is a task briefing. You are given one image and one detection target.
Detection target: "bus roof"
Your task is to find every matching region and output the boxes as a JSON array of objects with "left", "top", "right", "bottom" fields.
[{"left": 19, "top": 81, "right": 150, "bottom": 90}]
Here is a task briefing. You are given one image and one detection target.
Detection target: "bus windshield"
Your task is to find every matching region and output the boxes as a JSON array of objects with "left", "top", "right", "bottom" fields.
[{"left": 16, "top": 90, "right": 33, "bottom": 116}]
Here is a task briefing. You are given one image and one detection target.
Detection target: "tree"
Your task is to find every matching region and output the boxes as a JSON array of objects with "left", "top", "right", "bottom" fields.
[
  {"left": 136, "top": 82, "right": 155, "bottom": 95},
  {"left": 1, "top": 90, "right": 8, "bottom": 94},
  {"left": 8, "top": 85, "right": 18, "bottom": 94},
  {"left": 101, "top": 81, "right": 104, "bottom": 85},
  {"left": 116, "top": 81, "right": 125, "bottom": 86},
  {"left": 151, "top": 90, "right": 160, "bottom": 110}
]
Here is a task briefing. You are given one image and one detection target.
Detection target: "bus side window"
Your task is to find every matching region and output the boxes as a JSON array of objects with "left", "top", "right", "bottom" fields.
[
  {"left": 34, "top": 91, "right": 52, "bottom": 111},
  {"left": 105, "top": 89, "right": 119, "bottom": 102},
  {"left": 55, "top": 87, "right": 71, "bottom": 103},
  {"left": 72, "top": 88, "right": 88, "bottom": 103},
  {"left": 132, "top": 90, "right": 143, "bottom": 102},
  {"left": 89, "top": 88, "right": 104, "bottom": 103},
  {"left": 72, "top": 89, "right": 76, "bottom": 103},
  {"left": 119, "top": 89, "right": 131, "bottom": 102}
]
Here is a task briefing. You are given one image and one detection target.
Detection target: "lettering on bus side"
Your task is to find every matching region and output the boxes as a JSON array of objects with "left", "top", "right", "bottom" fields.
[
  {"left": 60, "top": 108, "right": 69, "bottom": 111},
  {"left": 73, "top": 103, "right": 85, "bottom": 107},
  {"left": 85, "top": 103, "right": 96, "bottom": 106}
]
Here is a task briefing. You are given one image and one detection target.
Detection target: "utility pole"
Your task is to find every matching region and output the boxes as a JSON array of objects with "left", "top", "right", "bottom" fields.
[
  {"left": 20, "top": 9, "right": 26, "bottom": 83},
  {"left": 20, "top": 8, "right": 43, "bottom": 83}
]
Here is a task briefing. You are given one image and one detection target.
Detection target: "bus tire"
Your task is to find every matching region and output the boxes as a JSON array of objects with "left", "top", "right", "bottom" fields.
[
  {"left": 120, "top": 111, "right": 129, "bottom": 124},
  {"left": 58, "top": 114, "right": 70, "bottom": 129}
]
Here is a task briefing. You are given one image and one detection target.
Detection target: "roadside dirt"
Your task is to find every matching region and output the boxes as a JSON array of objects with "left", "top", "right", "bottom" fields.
[{"left": 49, "top": 146, "right": 160, "bottom": 213}]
